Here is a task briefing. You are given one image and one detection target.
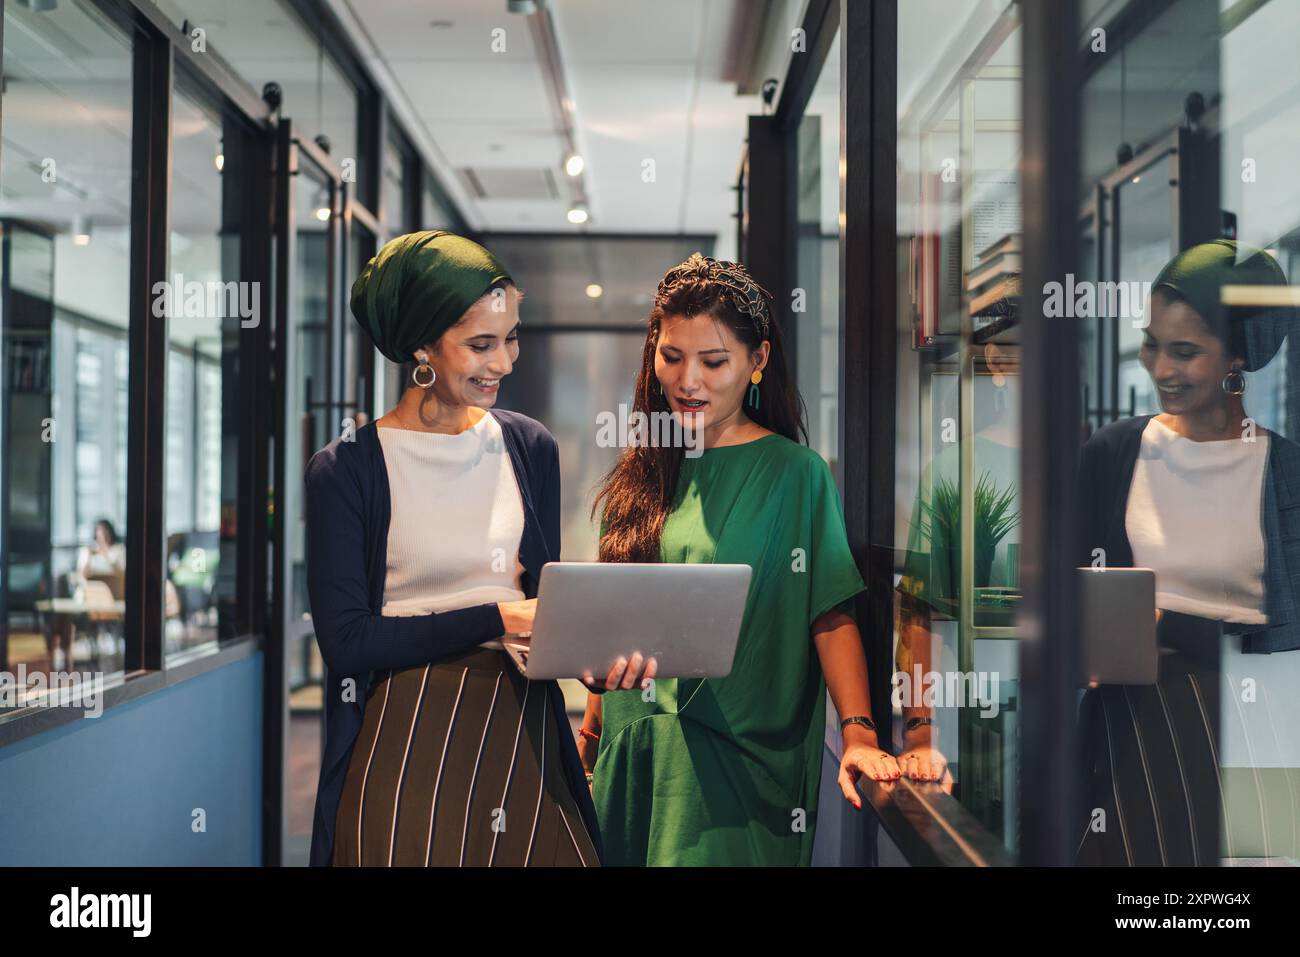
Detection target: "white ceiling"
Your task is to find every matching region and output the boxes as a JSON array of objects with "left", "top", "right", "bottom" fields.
[
  {"left": 0, "top": 0, "right": 822, "bottom": 331},
  {"left": 329, "top": 0, "right": 797, "bottom": 241},
  {"left": 1, "top": 0, "right": 816, "bottom": 246}
]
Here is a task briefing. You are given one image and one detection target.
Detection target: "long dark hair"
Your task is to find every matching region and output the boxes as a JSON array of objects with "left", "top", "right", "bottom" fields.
[{"left": 591, "top": 258, "right": 806, "bottom": 564}]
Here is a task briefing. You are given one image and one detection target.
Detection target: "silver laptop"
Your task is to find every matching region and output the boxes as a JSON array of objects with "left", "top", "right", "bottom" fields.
[
  {"left": 502, "top": 562, "right": 751, "bottom": 681},
  {"left": 1078, "top": 567, "right": 1158, "bottom": 686}
]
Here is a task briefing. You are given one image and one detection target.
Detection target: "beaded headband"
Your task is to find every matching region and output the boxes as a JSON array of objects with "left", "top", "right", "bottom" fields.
[{"left": 655, "top": 252, "right": 772, "bottom": 340}]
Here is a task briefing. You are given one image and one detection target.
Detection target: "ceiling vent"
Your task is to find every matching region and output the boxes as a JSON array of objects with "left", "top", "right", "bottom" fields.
[{"left": 457, "top": 167, "right": 560, "bottom": 201}]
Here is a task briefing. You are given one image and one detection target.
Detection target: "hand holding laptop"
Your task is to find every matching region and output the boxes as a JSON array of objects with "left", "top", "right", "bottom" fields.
[
  {"left": 498, "top": 597, "right": 538, "bottom": 636},
  {"left": 497, "top": 596, "right": 658, "bottom": 689},
  {"left": 580, "top": 652, "right": 659, "bottom": 692},
  {"left": 498, "top": 563, "right": 748, "bottom": 681}
]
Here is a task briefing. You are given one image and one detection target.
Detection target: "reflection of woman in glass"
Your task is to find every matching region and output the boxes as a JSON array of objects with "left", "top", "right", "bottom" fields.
[
  {"left": 305, "top": 231, "right": 649, "bottom": 867},
  {"left": 1076, "top": 240, "right": 1300, "bottom": 865},
  {"left": 894, "top": 344, "right": 1021, "bottom": 788},
  {"left": 579, "top": 254, "right": 898, "bottom": 866}
]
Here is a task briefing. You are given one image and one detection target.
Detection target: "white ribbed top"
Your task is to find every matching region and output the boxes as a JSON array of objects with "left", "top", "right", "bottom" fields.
[
  {"left": 1126, "top": 416, "right": 1268, "bottom": 625},
  {"left": 376, "top": 411, "right": 525, "bottom": 648}
]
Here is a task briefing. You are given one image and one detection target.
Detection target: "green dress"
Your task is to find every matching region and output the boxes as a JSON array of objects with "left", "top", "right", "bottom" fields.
[{"left": 592, "top": 434, "right": 866, "bottom": 865}]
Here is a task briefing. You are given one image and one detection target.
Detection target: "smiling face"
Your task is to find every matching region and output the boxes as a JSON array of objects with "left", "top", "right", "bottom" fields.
[
  {"left": 1140, "top": 289, "right": 1240, "bottom": 417},
  {"left": 418, "top": 284, "right": 521, "bottom": 408},
  {"left": 654, "top": 312, "right": 768, "bottom": 432}
]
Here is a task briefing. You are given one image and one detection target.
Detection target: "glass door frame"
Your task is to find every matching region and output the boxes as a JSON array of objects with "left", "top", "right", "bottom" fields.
[
  {"left": 270, "top": 118, "right": 344, "bottom": 866},
  {"left": 340, "top": 195, "right": 380, "bottom": 423},
  {"left": 0, "top": 220, "right": 57, "bottom": 678},
  {"left": 1080, "top": 126, "right": 1217, "bottom": 431},
  {"left": 840, "top": 0, "right": 1089, "bottom": 865}
]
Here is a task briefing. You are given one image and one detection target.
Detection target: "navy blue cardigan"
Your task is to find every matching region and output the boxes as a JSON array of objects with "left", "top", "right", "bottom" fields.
[
  {"left": 302, "top": 409, "right": 603, "bottom": 866},
  {"left": 1077, "top": 414, "right": 1300, "bottom": 654}
]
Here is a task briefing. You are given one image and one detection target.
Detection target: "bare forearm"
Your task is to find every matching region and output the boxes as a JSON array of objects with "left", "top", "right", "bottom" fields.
[
  {"left": 578, "top": 693, "right": 602, "bottom": 772},
  {"left": 582, "top": 692, "right": 602, "bottom": 732},
  {"left": 813, "top": 609, "right": 877, "bottom": 748}
]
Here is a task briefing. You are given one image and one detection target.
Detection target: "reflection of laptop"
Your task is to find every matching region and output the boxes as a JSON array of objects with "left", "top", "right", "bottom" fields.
[
  {"left": 1078, "top": 567, "right": 1158, "bottom": 686},
  {"left": 502, "top": 562, "right": 751, "bottom": 681}
]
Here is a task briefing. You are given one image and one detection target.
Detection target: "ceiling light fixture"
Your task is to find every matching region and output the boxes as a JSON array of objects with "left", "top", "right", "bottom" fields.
[
  {"left": 566, "top": 206, "right": 589, "bottom": 225},
  {"left": 314, "top": 185, "right": 331, "bottom": 222},
  {"left": 564, "top": 154, "right": 584, "bottom": 177},
  {"left": 71, "top": 215, "right": 91, "bottom": 246},
  {"left": 585, "top": 283, "right": 603, "bottom": 299}
]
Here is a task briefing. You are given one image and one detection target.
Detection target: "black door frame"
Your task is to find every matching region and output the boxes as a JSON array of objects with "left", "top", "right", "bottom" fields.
[
  {"left": 269, "top": 118, "right": 350, "bottom": 865},
  {"left": 1018, "top": 0, "right": 1082, "bottom": 866},
  {"left": 744, "top": 0, "right": 840, "bottom": 384}
]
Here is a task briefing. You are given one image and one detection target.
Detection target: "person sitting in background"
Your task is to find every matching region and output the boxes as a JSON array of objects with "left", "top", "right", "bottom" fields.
[
  {"left": 76, "top": 519, "right": 125, "bottom": 597},
  {"left": 54, "top": 518, "right": 128, "bottom": 665}
]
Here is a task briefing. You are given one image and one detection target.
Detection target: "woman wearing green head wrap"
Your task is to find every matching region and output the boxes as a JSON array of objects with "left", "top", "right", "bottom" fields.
[
  {"left": 303, "top": 230, "right": 650, "bottom": 866},
  {"left": 1076, "top": 239, "right": 1300, "bottom": 866}
]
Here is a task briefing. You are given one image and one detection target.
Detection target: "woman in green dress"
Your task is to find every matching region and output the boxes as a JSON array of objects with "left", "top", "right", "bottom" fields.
[{"left": 578, "top": 253, "right": 899, "bottom": 866}]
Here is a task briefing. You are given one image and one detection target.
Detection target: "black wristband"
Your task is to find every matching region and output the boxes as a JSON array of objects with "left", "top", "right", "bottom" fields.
[{"left": 840, "top": 715, "right": 876, "bottom": 733}]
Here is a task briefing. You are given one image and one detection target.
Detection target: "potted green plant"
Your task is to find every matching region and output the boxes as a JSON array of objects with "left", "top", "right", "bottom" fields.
[{"left": 914, "top": 471, "right": 1020, "bottom": 601}]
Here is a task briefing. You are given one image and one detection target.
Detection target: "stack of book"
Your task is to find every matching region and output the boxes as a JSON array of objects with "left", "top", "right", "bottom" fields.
[{"left": 967, "top": 235, "right": 1020, "bottom": 317}]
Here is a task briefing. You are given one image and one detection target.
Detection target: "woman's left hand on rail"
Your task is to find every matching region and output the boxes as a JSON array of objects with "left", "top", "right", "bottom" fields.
[{"left": 838, "top": 744, "right": 901, "bottom": 809}]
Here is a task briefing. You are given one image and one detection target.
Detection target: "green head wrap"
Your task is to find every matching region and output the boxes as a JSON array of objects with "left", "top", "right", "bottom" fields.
[
  {"left": 1151, "top": 238, "right": 1295, "bottom": 371},
  {"left": 349, "top": 230, "right": 512, "bottom": 364}
]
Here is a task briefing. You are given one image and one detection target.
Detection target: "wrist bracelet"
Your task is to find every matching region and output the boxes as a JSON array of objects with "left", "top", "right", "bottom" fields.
[
  {"left": 905, "top": 716, "right": 933, "bottom": 733},
  {"left": 578, "top": 727, "right": 600, "bottom": 742},
  {"left": 840, "top": 715, "right": 876, "bottom": 734}
]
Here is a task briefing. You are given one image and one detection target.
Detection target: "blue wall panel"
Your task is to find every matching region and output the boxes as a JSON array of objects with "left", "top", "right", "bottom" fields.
[{"left": 0, "top": 653, "right": 263, "bottom": 865}]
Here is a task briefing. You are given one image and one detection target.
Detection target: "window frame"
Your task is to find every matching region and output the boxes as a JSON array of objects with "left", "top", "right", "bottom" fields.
[{"left": 0, "top": 0, "right": 277, "bottom": 742}]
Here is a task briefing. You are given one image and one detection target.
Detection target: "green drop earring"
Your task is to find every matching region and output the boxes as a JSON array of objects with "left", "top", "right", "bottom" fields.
[{"left": 747, "top": 369, "right": 762, "bottom": 410}]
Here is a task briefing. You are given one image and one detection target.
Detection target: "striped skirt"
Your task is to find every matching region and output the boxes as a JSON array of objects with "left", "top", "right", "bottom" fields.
[
  {"left": 1077, "top": 615, "right": 1300, "bottom": 865},
  {"left": 332, "top": 647, "right": 599, "bottom": 867},
  {"left": 1076, "top": 614, "right": 1222, "bottom": 866}
]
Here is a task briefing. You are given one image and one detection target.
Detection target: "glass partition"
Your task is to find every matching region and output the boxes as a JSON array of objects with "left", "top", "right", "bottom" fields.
[
  {"left": 892, "top": 0, "right": 1022, "bottom": 851},
  {"left": 155, "top": 0, "right": 363, "bottom": 200},
  {"left": 279, "top": 143, "right": 340, "bottom": 865},
  {"left": 284, "top": 154, "right": 335, "bottom": 711},
  {"left": 1214, "top": 0, "right": 1300, "bottom": 866},
  {"left": 0, "top": 0, "right": 133, "bottom": 696},
  {"left": 343, "top": 220, "right": 376, "bottom": 424},
  {"left": 163, "top": 77, "right": 256, "bottom": 662},
  {"left": 795, "top": 32, "right": 842, "bottom": 484},
  {"left": 1072, "top": 0, "right": 1299, "bottom": 867},
  {"left": 382, "top": 120, "right": 414, "bottom": 236}
]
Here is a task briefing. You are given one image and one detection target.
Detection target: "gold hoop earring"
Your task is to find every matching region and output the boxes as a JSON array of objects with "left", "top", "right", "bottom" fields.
[{"left": 412, "top": 350, "right": 436, "bottom": 389}]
